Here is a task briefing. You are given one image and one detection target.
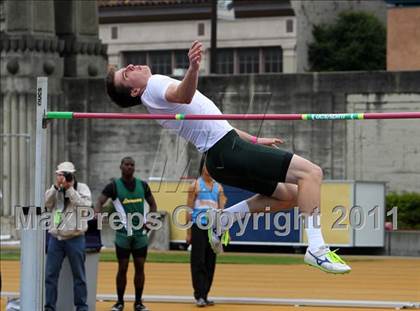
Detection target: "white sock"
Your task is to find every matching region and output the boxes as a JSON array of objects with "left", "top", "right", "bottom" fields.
[
  {"left": 220, "top": 200, "right": 250, "bottom": 227},
  {"left": 305, "top": 212, "right": 325, "bottom": 252}
]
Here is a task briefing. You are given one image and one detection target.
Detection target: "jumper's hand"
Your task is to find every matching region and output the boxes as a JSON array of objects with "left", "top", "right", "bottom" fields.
[
  {"left": 188, "top": 41, "right": 202, "bottom": 72},
  {"left": 256, "top": 137, "right": 284, "bottom": 148}
]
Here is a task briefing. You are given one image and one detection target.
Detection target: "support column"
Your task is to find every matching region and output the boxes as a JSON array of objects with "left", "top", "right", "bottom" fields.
[
  {"left": 54, "top": 0, "right": 108, "bottom": 184},
  {"left": 55, "top": 0, "right": 107, "bottom": 78}
]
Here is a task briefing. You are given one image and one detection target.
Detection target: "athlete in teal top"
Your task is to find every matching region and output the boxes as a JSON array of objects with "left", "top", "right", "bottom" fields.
[{"left": 96, "top": 157, "right": 157, "bottom": 311}]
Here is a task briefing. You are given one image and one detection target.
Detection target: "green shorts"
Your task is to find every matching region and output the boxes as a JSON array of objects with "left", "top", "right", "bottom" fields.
[
  {"left": 115, "top": 230, "right": 148, "bottom": 250},
  {"left": 205, "top": 130, "right": 293, "bottom": 196}
]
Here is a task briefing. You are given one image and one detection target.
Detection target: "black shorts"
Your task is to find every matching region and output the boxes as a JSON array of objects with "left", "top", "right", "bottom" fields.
[
  {"left": 205, "top": 130, "right": 293, "bottom": 196},
  {"left": 115, "top": 244, "right": 148, "bottom": 260}
]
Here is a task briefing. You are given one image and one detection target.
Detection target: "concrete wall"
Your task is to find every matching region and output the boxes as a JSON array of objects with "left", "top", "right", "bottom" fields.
[
  {"left": 387, "top": 7, "right": 420, "bottom": 71},
  {"left": 291, "top": 0, "right": 387, "bottom": 72},
  {"left": 99, "top": 16, "right": 297, "bottom": 73},
  {"left": 385, "top": 231, "right": 420, "bottom": 257}
]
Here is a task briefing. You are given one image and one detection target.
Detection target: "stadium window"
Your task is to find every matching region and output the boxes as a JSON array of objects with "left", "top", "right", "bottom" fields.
[
  {"left": 237, "top": 48, "right": 259, "bottom": 74},
  {"left": 111, "top": 26, "right": 118, "bottom": 39},
  {"left": 123, "top": 46, "right": 283, "bottom": 76},
  {"left": 174, "top": 50, "right": 190, "bottom": 70},
  {"left": 198, "top": 23, "right": 205, "bottom": 36},
  {"left": 263, "top": 47, "right": 283, "bottom": 73},
  {"left": 216, "top": 48, "right": 234, "bottom": 74},
  {"left": 149, "top": 51, "right": 172, "bottom": 75},
  {"left": 123, "top": 51, "right": 147, "bottom": 66},
  {"left": 286, "top": 19, "right": 294, "bottom": 33}
]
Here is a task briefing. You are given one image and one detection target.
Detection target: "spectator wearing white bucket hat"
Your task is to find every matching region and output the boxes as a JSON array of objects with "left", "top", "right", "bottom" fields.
[{"left": 44, "top": 161, "right": 92, "bottom": 311}]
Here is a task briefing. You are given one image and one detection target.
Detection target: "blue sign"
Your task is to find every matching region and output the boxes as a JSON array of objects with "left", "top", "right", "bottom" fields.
[{"left": 223, "top": 185, "right": 300, "bottom": 244}]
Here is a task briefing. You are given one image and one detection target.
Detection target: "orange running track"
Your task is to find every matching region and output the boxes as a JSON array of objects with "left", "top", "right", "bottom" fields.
[{"left": 1, "top": 254, "right": 420, "bottom": 310}]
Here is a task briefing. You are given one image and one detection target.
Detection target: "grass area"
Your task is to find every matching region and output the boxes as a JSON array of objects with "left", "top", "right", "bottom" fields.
[
  {"left": 103, "top": 251, "right": 303, "bottom": 265},
  {"left": 0, "top": 249, "right": 20, "bottom": 261},
  {"left": 0, "top": 248, "right": 303, "bottom": 265}
]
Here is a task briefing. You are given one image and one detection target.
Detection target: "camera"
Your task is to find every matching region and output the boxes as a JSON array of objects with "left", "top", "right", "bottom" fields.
[{"left": 62, "top": 172, "right": 73, "bottom": 182}]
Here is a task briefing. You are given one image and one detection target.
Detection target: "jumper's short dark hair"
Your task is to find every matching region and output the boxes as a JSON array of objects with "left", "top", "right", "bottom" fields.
[{"left": 106, "top": 67, "right": 141, "bottom": 108}]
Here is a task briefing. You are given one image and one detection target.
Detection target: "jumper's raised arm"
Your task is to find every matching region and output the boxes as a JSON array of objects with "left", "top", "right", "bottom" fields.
[{"left": 165, "top": 41, "right": 202, "bottom": 104}]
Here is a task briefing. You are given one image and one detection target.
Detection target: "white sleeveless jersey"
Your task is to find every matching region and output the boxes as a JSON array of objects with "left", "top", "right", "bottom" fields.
[{"left": 140, "top": 75, "right": 233, "bottom": 152}]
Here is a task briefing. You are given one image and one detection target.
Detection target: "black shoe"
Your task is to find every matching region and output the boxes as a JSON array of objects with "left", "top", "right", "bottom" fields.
[
  {"left": 134, "top": 302, "right": 149, "bottom": 311},
  {"left": 111, "top": 301, "right": 124, "bottom": 311},
  {"left": 196, "top": 298, "right": 206, "bottom": 307},
  {"left": 205, "top": 299, "right": 215, "bottom": 306}
]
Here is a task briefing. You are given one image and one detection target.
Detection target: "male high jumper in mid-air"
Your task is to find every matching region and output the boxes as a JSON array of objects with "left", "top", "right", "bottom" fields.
[{"left": 106, "top": 41, "right": 351, "bottom": 274}]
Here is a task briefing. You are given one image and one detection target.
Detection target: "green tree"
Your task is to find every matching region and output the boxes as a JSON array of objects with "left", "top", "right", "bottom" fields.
[
  {"left": 386, "top": 192, "right": 420, "bottom": 230},
  {"left": 308, "top": 11, "right": 386, "bottom": 71}
]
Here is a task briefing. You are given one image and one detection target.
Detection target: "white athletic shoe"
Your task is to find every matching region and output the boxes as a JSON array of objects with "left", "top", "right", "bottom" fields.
[
  {"left": 304, "top": 245, "right": 351, "bottom": 274},
  {"left": 208, "top": 226, "right": 223, "bottom": 254},
  {"left": 207, "top": 208, "right": 230, "bottom": 254}
]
